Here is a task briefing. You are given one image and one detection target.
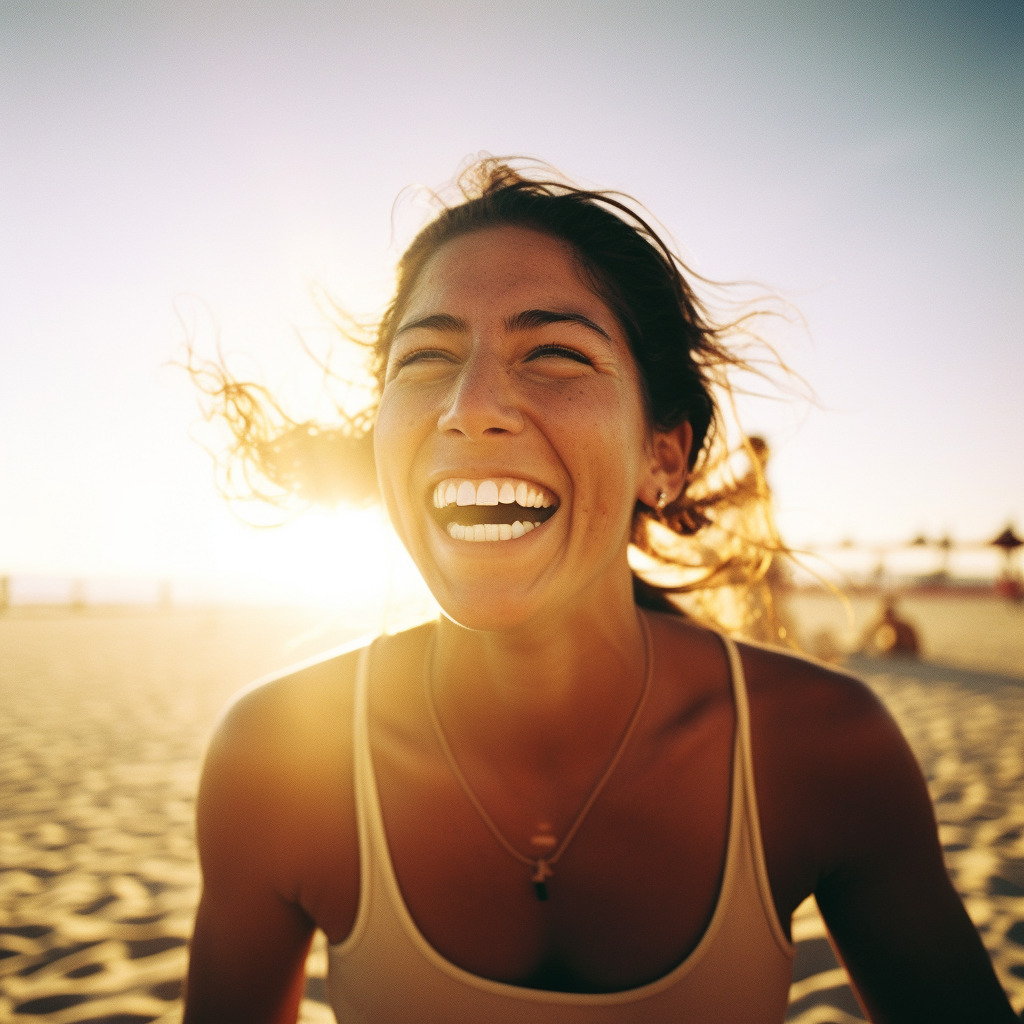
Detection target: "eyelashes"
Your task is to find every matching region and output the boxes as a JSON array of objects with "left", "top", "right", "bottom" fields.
[
  {"left": 391, "top": 343, "right": 594, "bottom": 374},
  {"left": 524, "top": 344, "right": 593, "bottom": 366},
  {"left": 393, "top": 348, "right": 452, "bottom": 370}
]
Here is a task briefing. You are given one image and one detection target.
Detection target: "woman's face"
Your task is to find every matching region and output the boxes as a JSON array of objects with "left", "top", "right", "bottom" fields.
[{"left": 374, "top": 225, "right": 671, "bottom": 631}]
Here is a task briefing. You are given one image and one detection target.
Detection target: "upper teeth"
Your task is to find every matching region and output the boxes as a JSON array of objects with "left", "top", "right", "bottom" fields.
[{"left": 432, "top": 478, "right": 556, "bottom": 510}]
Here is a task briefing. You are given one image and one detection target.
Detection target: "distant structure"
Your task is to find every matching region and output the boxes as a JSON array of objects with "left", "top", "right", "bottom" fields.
[
  {"left": 809, "top": 522, "right": 1023, "bottom": 602},
  {"left": 991, "top": 525, "right": 1023, "bottom": 601}
]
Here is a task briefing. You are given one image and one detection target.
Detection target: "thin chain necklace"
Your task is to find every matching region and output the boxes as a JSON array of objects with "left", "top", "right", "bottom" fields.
[{"left": 424, "top": 615, "right": 653, "bottom": 901}]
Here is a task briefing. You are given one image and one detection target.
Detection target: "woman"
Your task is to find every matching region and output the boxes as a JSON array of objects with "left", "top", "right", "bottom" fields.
[{"left": 183, "top": 160, "right": 1016, "bottom": 1022}]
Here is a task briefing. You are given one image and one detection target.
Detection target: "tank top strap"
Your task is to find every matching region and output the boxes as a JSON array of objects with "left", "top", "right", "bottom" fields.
[
  {"left": 716, "top": 633, "right": 792, "bottom": 956},
  {"left": 353, "top": 638, "right": 374, "bottom": 750},
  {"left": 331, "top": 638, "right": 377, "bottom": 957}
]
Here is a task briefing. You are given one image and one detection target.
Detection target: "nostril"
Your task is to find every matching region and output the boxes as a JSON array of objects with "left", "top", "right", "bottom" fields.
[{"left": 437, "top": 404, "right": 525, "bottom": 438}]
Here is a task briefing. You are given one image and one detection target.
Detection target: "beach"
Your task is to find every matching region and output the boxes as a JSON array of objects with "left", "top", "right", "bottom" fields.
[{"left": 1, "top": 598, "right": 1022, "bottom": 1022}]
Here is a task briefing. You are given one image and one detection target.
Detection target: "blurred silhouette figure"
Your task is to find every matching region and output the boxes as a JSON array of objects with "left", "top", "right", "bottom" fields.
[{"left": 860, "top": 597, "right": 920, "bottom": 657}]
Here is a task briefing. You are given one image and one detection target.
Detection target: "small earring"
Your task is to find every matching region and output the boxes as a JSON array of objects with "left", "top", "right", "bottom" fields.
[{"left": 656, "top": 489, "right": 668, "bottom": 511}]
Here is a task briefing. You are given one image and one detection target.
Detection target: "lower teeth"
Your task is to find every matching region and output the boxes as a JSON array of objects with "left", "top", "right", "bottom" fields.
[{"left": 447, "top": 521, "right": 537, "bottom": 541}]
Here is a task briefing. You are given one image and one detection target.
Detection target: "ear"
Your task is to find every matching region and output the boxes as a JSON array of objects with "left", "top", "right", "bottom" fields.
[{"left": 641, "top": 421, "right": 693, "bottom": 510}]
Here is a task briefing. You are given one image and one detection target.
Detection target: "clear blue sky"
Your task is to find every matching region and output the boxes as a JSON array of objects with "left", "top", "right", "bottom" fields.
[{"left": 2, "top": 0, "right": 1021, "bottom": 596}]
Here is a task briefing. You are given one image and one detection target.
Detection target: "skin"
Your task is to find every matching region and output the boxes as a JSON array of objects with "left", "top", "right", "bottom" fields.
[{"left": 184, "top": 226, "right": 1016, "bottom": 1023}]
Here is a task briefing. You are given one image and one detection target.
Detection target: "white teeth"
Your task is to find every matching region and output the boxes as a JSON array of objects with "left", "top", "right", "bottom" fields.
[
  {"left": 477, "top": 480, "right": 499, "bottom": 505},
  {"left": 446, "top": 520, "right": 540, "bottom": 542},
  {"left": 436, "top": 477, "right": 556, "bottom": 544},
  {"left": 433, "top": 478, "right": 556, "bottom": 509}
]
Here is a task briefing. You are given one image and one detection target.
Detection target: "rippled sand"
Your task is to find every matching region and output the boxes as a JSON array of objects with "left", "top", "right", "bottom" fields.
[{"left": 1, "top": 605, "right": 1021, "bottom": 1022}]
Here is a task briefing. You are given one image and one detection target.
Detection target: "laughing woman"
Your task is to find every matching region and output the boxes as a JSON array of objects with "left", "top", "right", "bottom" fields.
[{"left": 183, "top": 160, "right": 1016, "bottom": 1023}]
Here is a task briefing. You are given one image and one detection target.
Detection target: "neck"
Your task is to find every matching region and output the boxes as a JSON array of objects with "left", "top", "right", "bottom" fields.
[
  {"left": 423, "top": 604, "right": 655, "bottom": 900},
  {"left": 429, "top": 598, "right": 650, "bottom": 768}
]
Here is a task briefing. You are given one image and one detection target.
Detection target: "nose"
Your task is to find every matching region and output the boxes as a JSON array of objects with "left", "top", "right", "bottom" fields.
[{"left": 436, "top": 350, "right": 525, "bottom": 439}]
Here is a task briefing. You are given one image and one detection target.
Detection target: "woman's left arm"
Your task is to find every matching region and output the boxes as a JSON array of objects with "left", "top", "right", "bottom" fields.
[{"left": 811, "top": 683, "right": 1017, "bottom": 1023}]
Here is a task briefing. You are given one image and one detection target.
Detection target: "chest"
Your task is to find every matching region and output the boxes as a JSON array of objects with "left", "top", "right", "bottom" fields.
[{"left": 370, "top": 707, "right": 737, "bottom": 992}]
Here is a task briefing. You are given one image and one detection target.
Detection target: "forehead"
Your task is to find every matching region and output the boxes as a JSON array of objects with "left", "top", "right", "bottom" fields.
[{"left": 403, "top": 225, "right": 614, "bottom": 320}]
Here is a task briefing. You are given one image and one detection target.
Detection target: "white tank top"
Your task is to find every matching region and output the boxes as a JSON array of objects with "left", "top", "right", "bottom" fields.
[{"left": 327, "top": 632, "right": 795, "bottom": 1022}]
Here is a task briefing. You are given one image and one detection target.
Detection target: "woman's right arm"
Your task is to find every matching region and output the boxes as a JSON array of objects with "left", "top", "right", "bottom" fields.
[{"left": 183, "top": 668, "right": 348, "bottom": 1024}]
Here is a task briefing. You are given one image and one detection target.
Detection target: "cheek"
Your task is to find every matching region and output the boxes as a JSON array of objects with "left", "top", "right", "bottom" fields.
[
  {"left": 562, "top": 398, "right": 649, "bottom": 511},
  {"left": 372, "top": 395, "right": 417, "bottom": 510},
  {"left": 374, "top": 384, "right": 426, "bottom": 455}
]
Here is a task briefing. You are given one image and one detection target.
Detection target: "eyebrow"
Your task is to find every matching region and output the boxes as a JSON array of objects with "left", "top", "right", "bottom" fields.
[
  {"left": 394, "top": 312, "right": 466, "bottom": 336},
  {"left": 505, "top": 308, "right": 612, "bottom": 341},
  {"left": 394, "top": 308, "right": 612, "bottom": 342}
]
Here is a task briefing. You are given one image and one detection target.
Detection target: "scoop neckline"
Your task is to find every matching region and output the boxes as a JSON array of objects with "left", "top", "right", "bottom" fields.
[{"left": 333, "top": 626, "right": 747, "bottom": 1003}]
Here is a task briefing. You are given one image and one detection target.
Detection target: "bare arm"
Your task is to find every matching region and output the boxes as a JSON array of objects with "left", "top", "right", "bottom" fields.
[
  {"left": 183, "top": 656, "right": 359, "bottom": 1024},
  {"left": 185, "top": 877, "right": 314, "bottom": 1024},
  {"left": 812, "top": 681, "right": 1016, "bottom": 1023},
  {"left": 183, "top": 686, "right": 314, "bottom": 1024}
]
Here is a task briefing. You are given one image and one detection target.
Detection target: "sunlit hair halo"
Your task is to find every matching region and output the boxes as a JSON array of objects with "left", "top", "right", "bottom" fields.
[{"left": 187, "top": 156, "right": 797, "bottom": 639}]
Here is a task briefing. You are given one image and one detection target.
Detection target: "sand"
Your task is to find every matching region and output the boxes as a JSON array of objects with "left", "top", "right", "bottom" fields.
[{"left": 1, "top": 605, "right": 1022, "bottom": 1023}]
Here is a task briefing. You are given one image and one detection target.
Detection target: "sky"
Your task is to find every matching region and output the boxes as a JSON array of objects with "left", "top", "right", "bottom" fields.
[{"left": 2, "top": 0, "right": 1022, "bottom": 603}]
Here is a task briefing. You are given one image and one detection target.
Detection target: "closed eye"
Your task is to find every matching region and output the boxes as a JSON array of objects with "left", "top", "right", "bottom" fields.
[
  {"left": 393, "top": 348, "right": 455, "bottom": 370},
  {"left": 525, "top": 344, "right": 593, "bottom": 366}
]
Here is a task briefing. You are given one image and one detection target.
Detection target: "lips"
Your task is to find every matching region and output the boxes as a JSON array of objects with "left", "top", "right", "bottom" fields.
[{"left": 430, "top": 477, "right": 559, "bottom": 542}]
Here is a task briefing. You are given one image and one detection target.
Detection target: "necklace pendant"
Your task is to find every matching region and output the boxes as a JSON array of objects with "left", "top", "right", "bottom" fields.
[
  {"left": 530, "top": 831, "right": 557, "bottom": 851},
  {"left": 532, "top": 858, "right": 553, "bottom": 901}
]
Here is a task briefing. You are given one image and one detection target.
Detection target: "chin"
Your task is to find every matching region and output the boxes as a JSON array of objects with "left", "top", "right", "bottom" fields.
[{"left": 427, "top": 580, "right": 548, "bottom": 634}]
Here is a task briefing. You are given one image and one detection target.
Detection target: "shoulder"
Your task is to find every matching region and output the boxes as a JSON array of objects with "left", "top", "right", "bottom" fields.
[
  {"left": 208, "top": 619, "right": 433, "bottom": 744},
  {"left": 651, "top": 612, "right": 887, "bottom": 735},
  {"left": 195, "top": 641, "right": 368, "bottom": 877},
  {"left": 209, "top": 640, "right": 366, "bottom": 760},
  {"left": 199, "top": 641, "right": 367, "bottom": 822},
  {"left": 734, "top": 638, "right": 914, "bottom": 794},
  {"left": 736, "top": 639, "right": 896, "bottom": 748},
  {"left": 649, "top": 612, "right": 893, "bottom": 741},
  {"left": 734, "top": 640, "right": 935, "bottom": 879},
  {"left": 198, "top": 622, "right": 433, "bottom": 825}
]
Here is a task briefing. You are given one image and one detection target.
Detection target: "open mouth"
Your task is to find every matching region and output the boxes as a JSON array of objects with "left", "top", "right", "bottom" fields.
[{"left": 430, "top": 477, "right": 559, "bottom": 542}]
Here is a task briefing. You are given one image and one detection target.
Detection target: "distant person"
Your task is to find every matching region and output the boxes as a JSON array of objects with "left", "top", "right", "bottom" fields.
[
  {"left": 183, "top": 159, "right": 1015, "bottom": 1022},
  {"left": 861, "top": 597, "right": 921, "bottom": 657}
]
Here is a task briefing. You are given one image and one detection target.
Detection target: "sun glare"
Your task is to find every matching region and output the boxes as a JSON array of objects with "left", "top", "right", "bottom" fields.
[{"left": 204, "top": 504, "right": 437, "bottom": 625}]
